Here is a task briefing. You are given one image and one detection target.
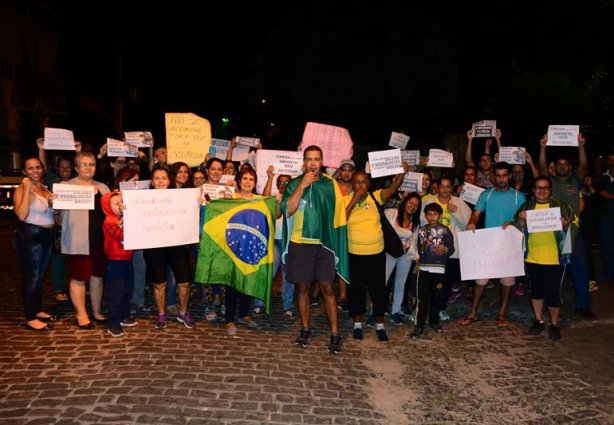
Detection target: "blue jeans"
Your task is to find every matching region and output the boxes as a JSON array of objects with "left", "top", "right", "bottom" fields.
[
  {"left": 106, "top": 259, "right": 134, "bottom": 328},
  {"left": 385, "top": 251, "right": 414, "bottom": 315},
  {"left": 254, "top": 239, "right": 293, "bottom": 311},
  {"left": 13, "top": 222, "right": 53, "bottom": 321},
  {"left": 600, "top": 220, "right": 614, "bottom": 281},
  {"left": 568, "top": 232, "right": 591, "bottom": 310},
  {"left": 131, "top": 250, "right": 147, "bottom": 307}
]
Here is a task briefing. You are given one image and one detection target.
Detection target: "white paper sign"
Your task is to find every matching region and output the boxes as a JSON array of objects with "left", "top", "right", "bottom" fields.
[
  {"left": 401, "top": 150, "right": 421, "bottom": 166},
  {"left": 255, "top": 149, "right": 303, "bottom": 194},
  {"left": 427, "top": 149, "right": 454, "bottom": 168},
  {"left": 526, "top": 207, "right": 562, "bottom": 233},
  {"left": 367, "top": 149, "right": 404, "bottom": 178},
  {"left": 209, "top": 138, "right": 250, "bottom": 162},
  {"left": 499, "top": 147, "right": 526, "bottom": 164},
  {"left": 236, "top": 136, "right": 260, "bottom": 147},
  {"left": 400, "top": 172, "right": 423, "bottom": 192},
  {"left": 119, "top": 180, "right": 151, "bottom": 191},
  {"left": 124, "top": 131, "right": 153, "bottom": 148},
  {"left": 472, "top": 120, "right": 497, "bottom": 138},
  {"left": 459, "top": 182, "right": 485, "bottom": 205},
  {"left": 458, "top": 227, "right": 525, "bottom": 280},
  {"left": 123, "top": 188, "right": 200, "bottom": 249},
  {"left": 547, "top": 125, "right": 579, "bottom": 146},
  {"left": 107, "top": 138, "right": 138, "bottom": 158},
  {"left": 44, "top": 128, "right": 75, "bottom": 151},
  {"left": 389, "top": 132, "right": 410, "bottom": 149},
  {"left": 52, "top": 184, "right": 94, "bottom": 210},
  {"left": 202, "top": 184, "right": 234, "bottom": 201}
]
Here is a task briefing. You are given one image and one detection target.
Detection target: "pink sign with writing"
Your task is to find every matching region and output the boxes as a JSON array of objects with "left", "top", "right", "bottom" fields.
[{"left": 300, "top": 122, "right": 353, "bottom": 168}]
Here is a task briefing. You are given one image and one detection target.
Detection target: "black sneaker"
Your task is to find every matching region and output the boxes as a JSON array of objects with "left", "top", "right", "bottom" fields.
[
  {"left": 352, "top": 327, "right": 363, "bottom": 340},
  {"left": 576, "top": 308, "right": 597, "bottom": 321},
  {"left": 120, "top": 317, "right": 138, "bottom": 327},
  {"left": 528, "top": 319, "right": 545, "bottom": 335},
  {"left": 327, "top": 334, "right": 342, "bottom": 354},
  {"left": 549, "top": 323, "right": 561, "bottom": 341},
  {"left": 389, "top": 313, "right": 403, "bottom": 325},
  {"left": 337, "top": 299, "right": 348, "bottom": 312},
  {"left": 431, "top": 324, "right": 443, "bottom": 334},
  {"left": 107, "top": 327, "right": 125, "bottom": 338},
  {"left": 411, "top": 327, "right": 424, "bottom": 340},
  {"left": 295, "top": 328, "right": 312, "bottom": 348},
  {"left": 376, "top": 328, "right": 389, "bottom": 343}
]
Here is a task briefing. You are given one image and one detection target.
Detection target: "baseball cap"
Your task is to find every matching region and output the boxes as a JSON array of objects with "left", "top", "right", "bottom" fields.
[{"left": 339, "top": 159, "right": 355, "bottom": 169}]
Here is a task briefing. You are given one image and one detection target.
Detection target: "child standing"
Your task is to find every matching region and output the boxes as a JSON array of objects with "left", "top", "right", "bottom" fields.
[
  {"left": 102, "top": 192, "right": 136, "bottom": 337},
  {"left": 412, "top": 203, "right": 454, "bottom": 340}
]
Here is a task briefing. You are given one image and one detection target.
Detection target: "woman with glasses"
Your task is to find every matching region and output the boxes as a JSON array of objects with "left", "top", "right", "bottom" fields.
[{"left": 60, "top": 152, "right": 110, "bottom": 329}]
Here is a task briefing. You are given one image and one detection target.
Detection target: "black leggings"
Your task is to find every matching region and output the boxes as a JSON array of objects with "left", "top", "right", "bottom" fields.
[{"left": 347, "top": 251, "right": 387, "bottom": 317}]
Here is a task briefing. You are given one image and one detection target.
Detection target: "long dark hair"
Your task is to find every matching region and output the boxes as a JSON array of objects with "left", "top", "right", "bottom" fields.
[
  {"left": 170, "top": 161, "right": 193, "bottom": 188},
  {"left": 397, "top": 192, "right": 422, "bottom": 231}
]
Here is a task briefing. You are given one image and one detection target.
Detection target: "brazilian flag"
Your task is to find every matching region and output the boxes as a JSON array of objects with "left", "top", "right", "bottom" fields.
[{"left": 195, "top": 196, "right": 276, "bottom": 312}]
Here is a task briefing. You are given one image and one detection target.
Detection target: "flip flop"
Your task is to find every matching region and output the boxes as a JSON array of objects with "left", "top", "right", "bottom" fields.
[
  {"left": 459, "top": 314, "right": 479, "bottom": 326},
  {"left": 497, "top": 317, "right": 510, "bottom": 328}
]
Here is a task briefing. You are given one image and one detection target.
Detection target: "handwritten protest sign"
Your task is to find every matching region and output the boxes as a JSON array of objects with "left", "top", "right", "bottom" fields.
[
  {"left": 52, "top": 184, "right": 94, "bottom": 210},
  {"left": 107, "top": 138, "right": 138, "bottom": 157},
  {"left": 499, "top": 147, "right": 526, "bottom": 164},
  {"left": 400, "top": 172, "right": 423, "bottom": 192},
  {"left": 368, "top": 149, "right": 404, "bottom": 178},
  {"left": 459, "top": 182, "right": 485, "bottom": 205},
  {"left": 123, "top": 188, "right": 200, "bottom": 249},
  {"left": 124, "top": 131, "right": 153, "bottom": 148},
  {"left": 401, "top": 150, "right": 421, "bottom": 166},
  {"left": 547, "top": 125, "right": 579, "bottom": 146},
  {"left": 389, "top": 132, "right": 410, "bottom": 149},
  {"left": 301, "top": 122, "right": 353, "bottom": 168},
  {"left": 472, "top": 120, "right": 496, "bottom": 138},
  {"left": 119, "top": 180, "right": 151, "bottom": 191},
  {"left": 526, "top": 207, "right": 562, "bottom": 233},
  {"left": 165, "top": 113, "right": 211, "bottom": 167},
  {"left": 44, "top": 128, "right": 75, "bottom": 150},
  {"left": 209, "top": 138, "right": 250, "bottom": 162},
  {"left": 458, "top": 227, "right": 525, "bottom": 280},
  {"left": 427, "top": 149, "right": 454, "bottom": 168}
]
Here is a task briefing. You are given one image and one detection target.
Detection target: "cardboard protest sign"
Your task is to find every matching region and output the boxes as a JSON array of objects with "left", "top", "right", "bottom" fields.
[{"left": 165, "top": 113, "right": 211, "bottom": 167}]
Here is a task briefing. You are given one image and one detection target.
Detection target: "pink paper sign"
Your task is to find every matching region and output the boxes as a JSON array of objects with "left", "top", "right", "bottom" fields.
[{"left": 300, "top": 122, "right": 353, "bottom": 168}]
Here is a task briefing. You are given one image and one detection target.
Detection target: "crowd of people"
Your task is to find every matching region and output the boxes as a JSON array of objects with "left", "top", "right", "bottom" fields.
[{"left": 12, "top": 127, "right": 614, "bottom": 352}]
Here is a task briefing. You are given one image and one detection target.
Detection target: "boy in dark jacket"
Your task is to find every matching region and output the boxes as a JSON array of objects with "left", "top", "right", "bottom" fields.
[
  {"left": 412, "top": 203, "right": 455, "bottom": 339},
  {"left": 102, "top": 192, "right": 136, "bottom": 337}
]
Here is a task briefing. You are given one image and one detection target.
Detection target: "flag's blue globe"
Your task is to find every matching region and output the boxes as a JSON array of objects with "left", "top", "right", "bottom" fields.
[{"left": 225, "top": 209, "right": 270, "bottom": 265}]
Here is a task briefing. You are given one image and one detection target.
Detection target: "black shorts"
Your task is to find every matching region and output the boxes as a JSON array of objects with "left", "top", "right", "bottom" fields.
[
  {"left": 143, "top": 245, "right": 191, "bottom": 284},
  {"left": 286, "top": 242, "right": 336, "bottom": 284}
]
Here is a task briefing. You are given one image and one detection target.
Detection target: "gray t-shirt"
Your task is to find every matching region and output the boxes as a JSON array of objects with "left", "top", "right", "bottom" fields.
[{"left": 550, "top": 175, "right": 582, "bottom": 216}]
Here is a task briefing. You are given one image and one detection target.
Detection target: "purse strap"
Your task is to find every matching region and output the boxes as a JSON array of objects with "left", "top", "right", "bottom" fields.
[{"left": 368, "top": 191, "right": 383, "bottom": 212}]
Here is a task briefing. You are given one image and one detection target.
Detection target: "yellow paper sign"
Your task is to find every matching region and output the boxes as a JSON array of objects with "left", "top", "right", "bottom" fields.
[{"left": 165, "top": 113, "right": 211, "bottom": 167}]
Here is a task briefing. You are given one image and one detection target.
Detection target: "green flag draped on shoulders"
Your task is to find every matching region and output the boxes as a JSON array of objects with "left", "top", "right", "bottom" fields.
[
  {"left": 195, "top": 197, "right": 276, "bottom": 313},
  {"left": 280, "top": 172, "right": 351, "bottom": 284}
]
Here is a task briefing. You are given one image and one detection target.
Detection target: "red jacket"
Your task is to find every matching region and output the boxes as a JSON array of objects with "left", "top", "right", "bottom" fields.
[{"left": 101, "top": 192, "right": 132, "bottom": 261}]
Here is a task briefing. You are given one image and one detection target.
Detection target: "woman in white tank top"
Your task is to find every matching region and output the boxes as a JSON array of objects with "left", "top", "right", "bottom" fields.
[{"left": 13, "top": 157, "right": 57, "bottom": 331}]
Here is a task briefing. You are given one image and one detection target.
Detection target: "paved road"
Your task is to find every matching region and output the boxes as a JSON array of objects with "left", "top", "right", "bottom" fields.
[{"left": 1, "top": 217, "right": 613, "bottom": 424}]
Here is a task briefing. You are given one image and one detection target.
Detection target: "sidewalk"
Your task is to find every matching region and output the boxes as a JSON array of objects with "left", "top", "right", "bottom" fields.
[{"left": 1, "top": 217, "right": 613, "bottom": 424}]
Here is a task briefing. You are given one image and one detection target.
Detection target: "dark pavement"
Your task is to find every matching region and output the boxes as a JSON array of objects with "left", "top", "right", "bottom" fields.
[{"left": 1, "top": 215, "right": 613, "bottom": 424}]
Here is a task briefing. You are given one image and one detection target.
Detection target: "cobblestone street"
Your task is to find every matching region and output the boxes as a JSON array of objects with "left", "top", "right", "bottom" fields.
[{"left": 1, "top": 217, "right": 613, "bottom": 424}]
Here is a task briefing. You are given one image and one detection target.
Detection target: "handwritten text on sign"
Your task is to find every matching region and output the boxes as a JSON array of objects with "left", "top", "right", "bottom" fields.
[
  {"left": 52, "top": 184, "right": 95, "bottom": 210},
  {"left": 123, "top": 188, "right": 200, "bottom": 250},
  {"left": 526, "top": 207, "right": 562, "bottom": 233},
  {"left": 458, "top": 227, "right": 525, "bottom": 280},
  {"left": 44, "top": 128, "right": 75, "bottom": 151},
  {"left": 368, "top": 149, "right": 404, "bottom": 178},
  {"left": 165, "top": 113, "right": 211, "bottom": 167},
  {"left": 547, "top": 125, "right": 579, "bottom": 146}
]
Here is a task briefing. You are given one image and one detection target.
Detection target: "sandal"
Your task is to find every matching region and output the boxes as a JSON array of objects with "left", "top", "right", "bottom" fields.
[
  {"left": 459, "top": 314, "right": 479, "bottom": 326},
  {"left": 497, "top": 317, "right": 510, "bottom": 328}
]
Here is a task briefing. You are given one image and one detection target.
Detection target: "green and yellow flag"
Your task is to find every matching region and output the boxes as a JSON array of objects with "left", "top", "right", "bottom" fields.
[{"left": 195, "top": 197, "right": 276, "bottom": 312}]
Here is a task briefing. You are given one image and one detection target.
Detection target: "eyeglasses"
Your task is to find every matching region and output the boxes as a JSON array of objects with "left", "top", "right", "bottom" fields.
[
  {"left": 278, "top": 181, "right": 289, "bottom": 186},
  {"left": 78, "top": 163, "right": 96, "bottom": 168},
  {"left": 534, "top": 186, "right": 551, "bottom": 190}
]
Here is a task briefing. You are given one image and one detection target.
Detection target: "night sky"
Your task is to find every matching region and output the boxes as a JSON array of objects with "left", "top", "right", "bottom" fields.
[{"left": 54, "top": 1, "right": 614, "bottom": 154}]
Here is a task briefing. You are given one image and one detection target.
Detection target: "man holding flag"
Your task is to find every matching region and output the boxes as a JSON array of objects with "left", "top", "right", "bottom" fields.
[{"left": 282, "top": 145, "right": 350, "bottom": 354}]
